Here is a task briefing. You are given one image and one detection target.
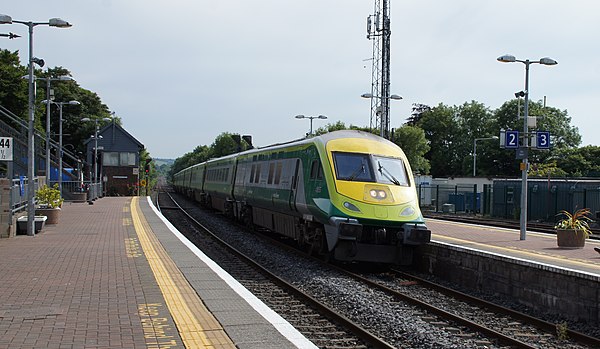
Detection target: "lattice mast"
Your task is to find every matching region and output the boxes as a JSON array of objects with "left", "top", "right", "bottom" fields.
[{"left": 367, "top": 0, "right": 391, "bottom": 138}]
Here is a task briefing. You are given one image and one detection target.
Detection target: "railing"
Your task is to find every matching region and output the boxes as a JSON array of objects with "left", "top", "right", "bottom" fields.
[
  {"left": 49, "top": 180, "right": 103, "bottom": 202},
  {"left": 8, "top": 177, "right": 40, "bottom": 223},
  {"left": 418, "top": 183, "right": 493, "bottom": 216}
]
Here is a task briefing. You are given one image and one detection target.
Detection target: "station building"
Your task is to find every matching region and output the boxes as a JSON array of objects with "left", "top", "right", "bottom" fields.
[{"left": 84, "top": 122, "right": 144, "bottom": 196}]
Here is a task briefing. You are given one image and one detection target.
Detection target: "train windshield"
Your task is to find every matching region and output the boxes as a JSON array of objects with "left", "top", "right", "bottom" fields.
[
  {"left": 333, "top": 152, "right": 409, "bottom": 186},
  {"left": 373, "top": 155, "right": 409, "bottom": 186},
  {"left": 333, "top": 152, "right": 375, "bottom": 182}
]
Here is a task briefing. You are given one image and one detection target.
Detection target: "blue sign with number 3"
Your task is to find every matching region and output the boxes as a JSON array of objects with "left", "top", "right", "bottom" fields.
[{"left": 536, "top": 131, "right": 550, "bottom": 149}]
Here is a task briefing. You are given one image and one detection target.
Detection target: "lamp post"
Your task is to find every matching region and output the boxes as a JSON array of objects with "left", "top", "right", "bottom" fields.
[
  {"left": 0, "top": 14, "right": 72, "bottom": 236},
  {"left": 497, "top": 54, "right": 557, "bottom": 240},
  {"left": 473, "top": 136, "right": 499, "bottom": 177},
  {"left": 361, "top": 93, "right": 402, "bottom": 138},
  {"left": 82, "top": 117, "right": 111, "bottom": 201},
  {"left": 36, "top": 75, "right": 75, "bottom": 186},
  {"left": 42, "top": 100, "right": 80, "bottom": 194},
  {"left": 294, "top": 114, "right": 327, "bottom": 136}
]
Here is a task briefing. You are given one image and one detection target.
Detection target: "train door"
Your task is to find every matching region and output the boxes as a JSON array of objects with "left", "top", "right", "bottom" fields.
[
  {"left": 289, "top": 159, "right": 300, "bottom": 211},
  {"left": 308, "top": 159, "right": 326, "bottom": 199}
]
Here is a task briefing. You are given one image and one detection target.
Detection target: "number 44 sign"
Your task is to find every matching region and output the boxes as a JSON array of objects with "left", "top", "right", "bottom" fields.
[{"left": 0, "top": 137, "right": 13, "bottom": 161}]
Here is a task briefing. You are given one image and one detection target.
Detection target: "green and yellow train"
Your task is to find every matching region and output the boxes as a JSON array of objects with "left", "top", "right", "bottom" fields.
[{"left": 173, "top": 130, "right": 430, "bottom": 264}]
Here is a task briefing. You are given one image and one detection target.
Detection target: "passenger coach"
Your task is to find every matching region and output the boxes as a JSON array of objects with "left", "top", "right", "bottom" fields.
[{"left": 173, "top": 130, "right": 430, "bottom": 264}]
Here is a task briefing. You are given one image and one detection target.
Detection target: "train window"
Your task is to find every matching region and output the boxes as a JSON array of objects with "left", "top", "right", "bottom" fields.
[
  {"left": 310, "top": 160, "right": 319, "bottom": 179},
  {"left": 250, "top": 165, "right": 256, "bottom": 183},
  {"left": 310, "top": 160, "right": 324, "bottom": 180},
  {"left": 254, "top": 164, "right": 261, "bottom": 183},
  {"left": 268, "top": 163, "right": 275, "bottom": 184},
  {"left": 373, "top": 156, "right": 409, "bottom": 186},
  {"left": 274, "top": 162, "right": 282, "bottom": 185},
  {"left": 333, "top": 152, "right": 374, "bottom": 182}
]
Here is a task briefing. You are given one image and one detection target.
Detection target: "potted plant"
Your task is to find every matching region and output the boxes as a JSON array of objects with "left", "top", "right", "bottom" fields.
[
  {"left": 554, "top": 208, "right": 593, "bottom": 249},
  {"left": 35, "top": 184, "right": 64, "bottom": 224}
]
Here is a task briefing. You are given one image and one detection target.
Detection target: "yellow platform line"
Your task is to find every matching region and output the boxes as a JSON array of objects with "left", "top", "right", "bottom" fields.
[{"left": 130, "top": 197, "right": 236, "bottom": 349}]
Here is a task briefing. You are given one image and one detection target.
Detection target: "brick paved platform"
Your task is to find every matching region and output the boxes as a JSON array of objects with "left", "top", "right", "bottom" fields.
[{"left": 0, "top": 197, "right": 315, "bottom": 349}]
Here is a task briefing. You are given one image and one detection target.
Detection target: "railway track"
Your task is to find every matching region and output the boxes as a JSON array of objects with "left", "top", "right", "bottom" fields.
[
  {"left": 158, "top": 190, "right": 599, "bottom": 348},
  {"left": 158, "top": 191, "right": 391, "bottom": 349}
]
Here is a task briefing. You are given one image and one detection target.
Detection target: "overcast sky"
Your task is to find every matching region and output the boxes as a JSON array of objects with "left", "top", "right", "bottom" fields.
[{"left": 2, "top": 1, "right": 599, "bottom": 159}]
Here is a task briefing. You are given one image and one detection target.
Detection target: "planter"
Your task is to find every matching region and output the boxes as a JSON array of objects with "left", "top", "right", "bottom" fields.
[
  {"left": 16, "top": 216, "right": 47, "bottom": 234},
  {"left": 36, "top": 207, "right": 61, "bottom": 224},
  {"left": 70, "top": 192, "right": 87, "bottom": 203},
  {"left": 556, "top": 229, "right": 586, "bottom": 249}
]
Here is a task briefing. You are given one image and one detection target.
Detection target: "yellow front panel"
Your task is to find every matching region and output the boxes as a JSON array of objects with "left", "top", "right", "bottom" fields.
[{"left": 326, "top": 137, "right": 416, "bottom": 205}]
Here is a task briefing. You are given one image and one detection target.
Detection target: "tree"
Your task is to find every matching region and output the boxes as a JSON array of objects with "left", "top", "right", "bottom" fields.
[
  {"left": 416, "top": 103, "right": 462, "bottom": 177},
  {"left": 492, "top": 99, "right": 581, "bottom": 177},
  {"left": 406, "top": 103, "right": 431, "bottom": 126},
  {"left": 0, "top": 49, "right": 27, "bottom": 125},
  {"left": 390, "top": 125, "right": 430, "bottom": 174},
  {"left": 528, "top": 161, "right": 567, "bottom": 178},
  {"left": 314, "top": 121, "right": 367, "bottom": 135}
]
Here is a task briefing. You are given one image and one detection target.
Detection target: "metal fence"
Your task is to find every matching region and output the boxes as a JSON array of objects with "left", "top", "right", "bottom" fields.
[
  {"left": 418, "top": 179, "right": 600, "bottom": 224},
  {"left": 492, "top": 182, "right": 600, "bottom": 223},
  {"left": 417, "top": 183, "right": 494, "bottom": 215},
  {"left": 7, "top": 177, "right": 40, "bottom": 223},
  {"left": 47, "top": 180, "right": 103, "bottom": 202}
]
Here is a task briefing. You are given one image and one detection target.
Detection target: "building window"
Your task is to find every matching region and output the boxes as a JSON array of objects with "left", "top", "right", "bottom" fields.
[
  {"left": 103, "top": 152, "right": 119, "bottom": 166},
  {"left": 120, "top": 152, "right": 136, "bottom": 166}
]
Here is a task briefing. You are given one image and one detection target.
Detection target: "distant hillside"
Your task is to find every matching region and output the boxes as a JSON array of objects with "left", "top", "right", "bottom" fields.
[{"left": 154, "top": 158, "right": 175, "bottom": 166}]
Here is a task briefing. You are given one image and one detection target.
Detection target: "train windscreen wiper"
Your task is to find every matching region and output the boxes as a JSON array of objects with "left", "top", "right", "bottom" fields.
[
  {"left": 347, "top": 163, "right": 365, "bottom": 181},
  {"left": 378, "top": 161, "right": 401, "bottom": 185}
]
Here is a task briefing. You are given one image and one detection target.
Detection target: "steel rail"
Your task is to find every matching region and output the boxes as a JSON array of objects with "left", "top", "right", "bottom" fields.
[
  {"left": 389, "top": 268, "right": 600, "bottom": 348},
  {"left": 162, "top": 191, "right": 396, "bottom": 349}
]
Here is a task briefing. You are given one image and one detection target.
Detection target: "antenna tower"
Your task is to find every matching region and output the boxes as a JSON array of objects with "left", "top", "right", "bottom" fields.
[{"left": 366, "top": 0, "right": 391, "bottom": 138}]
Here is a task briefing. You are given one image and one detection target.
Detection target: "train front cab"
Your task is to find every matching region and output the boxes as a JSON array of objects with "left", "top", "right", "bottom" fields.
[{"left": 321, "top": 134, "right": 431, "bottom": 265}]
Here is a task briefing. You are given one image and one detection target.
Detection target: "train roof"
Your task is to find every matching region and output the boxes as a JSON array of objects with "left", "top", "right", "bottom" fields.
[{"left": 174, "top": 130, "right": 392, "bottom": 175}]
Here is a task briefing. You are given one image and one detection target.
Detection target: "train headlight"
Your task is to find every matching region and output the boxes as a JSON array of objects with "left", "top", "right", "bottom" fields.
[
  {"left": 369, "top": 189, "right": 387, "bottom": 200},
  {"left": 400, "top": 206, "right": 416, "bottom": 217},
  {"left": 343, "top": 201, "right": 362, "bottom": 212},
  {"left": 364, "top": 185, "right": 393, "bottom": 203}
]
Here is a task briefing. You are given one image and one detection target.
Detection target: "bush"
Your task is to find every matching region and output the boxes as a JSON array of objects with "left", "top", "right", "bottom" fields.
[{"left": 35, "top": 184, "right": 64, "bottom": 209}]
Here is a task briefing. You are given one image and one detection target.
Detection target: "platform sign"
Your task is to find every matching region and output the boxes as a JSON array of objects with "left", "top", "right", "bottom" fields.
[
  {"left": 0, "top": 137, "right": 13, "bottom": 161},
  {"left": 536, "top": 131, "right": 551, "bottom": 149},
  {"left": 504, "top": 130, "right": 519, "bottom": 149}
]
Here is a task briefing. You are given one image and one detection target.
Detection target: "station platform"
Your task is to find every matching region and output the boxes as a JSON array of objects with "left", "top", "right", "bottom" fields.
[
  {"left": 0, "top": 197, "right": 316, "bottom": 349},
  {"left": 425, "top": 218, "right": 600, "bottom": 277}
]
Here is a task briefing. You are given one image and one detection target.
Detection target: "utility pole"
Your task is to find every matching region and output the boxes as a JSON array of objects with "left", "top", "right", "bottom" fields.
[{"left": 366, "top": 0, "right": 391, "bottom": 139}]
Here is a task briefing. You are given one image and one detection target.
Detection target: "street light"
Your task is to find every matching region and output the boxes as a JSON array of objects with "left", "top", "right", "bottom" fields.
[
  {"left": 0, "top": 14, "right": 72, "bottom": 236},
  {"left": 497, "top": 54, "right": 557, "bottom": 240},
  {"left": 42, "top": 100, "right": 80, "bottom": 195},
  {"left": 82, "top": 117, "right": 111, "bottom": 198},
  {"left": 361, "top": 93, "right": 402, "bottom": 138},
  {"left": 32, "top": 74, "right": 75, "bottom": 186},
  {"left": 473, "top": 136, "right": 499, "bottom": 177},
  {"left": 295, "top": 114, "right": 327, "bottom": 136}
]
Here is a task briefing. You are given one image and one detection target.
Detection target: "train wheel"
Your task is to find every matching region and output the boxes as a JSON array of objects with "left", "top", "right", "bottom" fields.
[
  {"left": 224, "top": 200, "right": 234, "bottom": 219},
  {"left": 241, "top": 205, "right": 253, "bottom": 228}
]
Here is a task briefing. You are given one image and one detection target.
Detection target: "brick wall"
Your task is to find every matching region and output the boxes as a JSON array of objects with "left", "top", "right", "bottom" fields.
[{"left": 414, "top": 242, "right": 600, "bottom": 325}]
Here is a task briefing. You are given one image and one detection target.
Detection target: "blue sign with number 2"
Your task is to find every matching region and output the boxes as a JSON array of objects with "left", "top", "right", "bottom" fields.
[{"left": 505, "top": 130, "right": 519, "bottom": 149}]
